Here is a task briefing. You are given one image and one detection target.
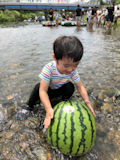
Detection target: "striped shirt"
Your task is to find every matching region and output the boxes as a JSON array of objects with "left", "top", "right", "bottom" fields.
[{"left": 39, "top": 61, "right": 80, "bottom": 89}]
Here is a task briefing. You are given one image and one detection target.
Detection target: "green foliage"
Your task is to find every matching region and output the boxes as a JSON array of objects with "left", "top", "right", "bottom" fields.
[
  {"left": 0, "top": 10, "right": 20, "bottom": 23},
  {"left": 116, "top": 0, "right": 120, "bottom": 4},
  {"left": 0, "top": 10, "right": 38, "bottom": 23},
  {"left": 35, "top": 11, "right": 44, "bottom": 17},
  {"left": 99, "top": 0, "right": 105, "bottom": 5},
  {"left": 0, "top": 14, "right": 9, "bottom": 23},
  {"left": 0, "top": 9, "right": 47, "bottom": 23},
  {"left": 20, "top": 12, "right": 36, "bottom": 21},
  {"left": 13, "top": 10, "right": 21, "bottom": 18}
]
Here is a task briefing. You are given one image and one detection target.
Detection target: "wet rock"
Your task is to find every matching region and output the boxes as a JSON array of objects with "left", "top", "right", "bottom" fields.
[
  {"left": 108, "top": 130, "right": 115, "bottom": 139},
  {"left": 10, "top": 121, "right": 21, "bottom": 131},
  {"left": 106, "top": 89, "right": 116, "bottom": 98},
  {"left": 7, "top": 106, "right": 16, "bottom": 118},
  {"left": 0, "top": 131, "right": 15, "bottom": 143},
  {"left": 5, "top": 131, "right": 15, "bottom": 139},
  {"left": 96, "top": 123, "right": 104, "bottom": 132},
  {"left": 98, "top": 90, "right": 106, "bottom": 101},
  {"left": 118, "top": 123, "right": 120, "bottom": 131},
  {"left": 24, "top": 117, "right": 39, "bottom": 129},
  {"left": 1, "top": 144, "right": 18, "bottom": 160},
  {"left": 114, "top": 117, "right": 120, "bottom": 123},
  {"left": 0, "top": 112, "right": 4, "bottom": 122},
  {"left": 101, "top": 103, "right": 113, "bottom": 112},
  {"left": 6, "top": 95, "right": 14, "bottom": 100},
  {"left": 0, "top": 104, "right": 7, "bottom": 122},
  {"left": 104, "top": 97, "right": 113, "bottom": 103},
  {"left": 115, "top": 90, "right": 120, "bottom": 98},
  {"left": 18, "top": 134, "right": 28, "bottom": 141},
  {"left": 20, "top": 142, "right": 29, "bottom": 152},
  {"left": 10, "top": 74, "right": 18, "bottom": 79},
  {"left": 47, "top": 152, "right": 52, "bottom": 160},
  {"left": 33, "top": 147, "right": 47, "bottom": 160}
]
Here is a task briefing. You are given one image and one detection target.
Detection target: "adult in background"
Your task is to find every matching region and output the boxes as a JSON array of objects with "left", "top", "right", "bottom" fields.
[
  {"left": 102, "top": 8, "right": 108, "bottom": 26},
  {"left": 49, "top": 8, "right": 54, "bottom": 21},
  {"left": 107, "top": 4, "right": 114, "bottom": 27},
  {"left": 96, "top": 8, "right": 102, "bottom": 25},
  {"left": 76, "top": 4, "right": 82, "bottom": 26},
  {"left": 92, "top": 6, "right": 97, "bottom": 21},
  {"left": 114, "top": 7, "right": 120, "bottom": 25},
  {"left": 44, "top": 9, "right": 48, "bottom": 21},
  {"left": 62, "top": 9, "right": 66, "bottom": 21}
]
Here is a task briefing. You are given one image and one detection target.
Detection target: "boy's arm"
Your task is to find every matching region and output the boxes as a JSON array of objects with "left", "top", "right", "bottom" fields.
[
  {"left": 39, "top": 79, "right": 54, "bottom": 129},
  {"left": 75, "top": 80, "right": 95, "bottom": 117}
]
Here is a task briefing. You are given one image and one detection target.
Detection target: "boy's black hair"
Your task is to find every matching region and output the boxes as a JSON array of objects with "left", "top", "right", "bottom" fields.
[{"left": 53, "top": 36, "right": 83, "bottom": 62}]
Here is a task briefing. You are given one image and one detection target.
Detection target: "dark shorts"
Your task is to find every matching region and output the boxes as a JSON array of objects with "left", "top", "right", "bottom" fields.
[
  {"left": 27, "top": 82, "right": 75, "bottom": 109},
  {"left": 107, "top": 15, "right": 114, "bottom": 22}
]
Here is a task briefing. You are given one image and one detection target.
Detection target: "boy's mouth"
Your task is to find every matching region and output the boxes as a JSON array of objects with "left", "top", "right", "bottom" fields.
[{"left": 65, "top": 72, "right": 71, "bottom": 75}]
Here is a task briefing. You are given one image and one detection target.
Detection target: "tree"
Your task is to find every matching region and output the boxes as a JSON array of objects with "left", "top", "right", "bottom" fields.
[
  {"left": 99, "top": 0, "right": 105, "bottom": 5},
  {"left": 116, "top": 0, "right": 120, "bottom": 4},
  {"left": 89, "top": 0, "right": 105, "bottom": 5}
]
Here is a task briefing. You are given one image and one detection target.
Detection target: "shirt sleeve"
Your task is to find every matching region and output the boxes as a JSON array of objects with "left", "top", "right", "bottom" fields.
[
  {"left": 72, "top": 69, "right": 80, "bottom": 83},
  {"left": 39, "top": 64, "right": 51, "bottom": 83}
]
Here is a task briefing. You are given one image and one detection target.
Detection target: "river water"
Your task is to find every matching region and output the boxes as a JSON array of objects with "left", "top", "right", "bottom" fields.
[{"left": 0, "top": 23, "right": 120, "bottom": 160}]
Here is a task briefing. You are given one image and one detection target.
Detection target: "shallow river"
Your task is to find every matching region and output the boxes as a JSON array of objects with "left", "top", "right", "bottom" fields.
[{"left": 0, "top": 23, "right": 120, "bottom": 160}]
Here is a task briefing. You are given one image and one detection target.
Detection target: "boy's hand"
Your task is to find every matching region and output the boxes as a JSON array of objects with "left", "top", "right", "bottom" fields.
[{"left": 43, "top": 107, "right": 54, "bottom": 129}]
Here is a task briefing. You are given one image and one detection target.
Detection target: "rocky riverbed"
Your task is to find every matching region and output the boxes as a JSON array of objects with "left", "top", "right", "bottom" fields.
[{"left": 0, "top": 23, "right": 120, "bottom": 160}]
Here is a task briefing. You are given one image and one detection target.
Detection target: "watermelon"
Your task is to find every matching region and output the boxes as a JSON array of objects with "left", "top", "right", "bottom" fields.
[{"left": 47, "top": 100, "right": 96, "bottom": 156}]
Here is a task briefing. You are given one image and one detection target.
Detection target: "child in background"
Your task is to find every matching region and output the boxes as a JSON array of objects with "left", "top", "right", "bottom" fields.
[
  {"left": 114, "top": 7, "right": 120, "bottom": 25},
  {"left": 16, "top": 36, "right": 95, "bottom": 129},
  {"left": 54, "top": 10, "right": 59, "bottom": 26}
]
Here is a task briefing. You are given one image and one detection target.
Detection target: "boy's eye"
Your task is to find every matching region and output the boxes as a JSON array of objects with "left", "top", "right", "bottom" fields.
[
  {"left": 64, "top": 64, "right": 78, "bottom": 68},
  {"left": 64, "top": 65, "right": 70, "bottom": 68}
]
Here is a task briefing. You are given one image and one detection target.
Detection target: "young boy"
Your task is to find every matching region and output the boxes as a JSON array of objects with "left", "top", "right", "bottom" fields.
[{"left": 17, "top": 36, "right": 95, "bottom": 129}]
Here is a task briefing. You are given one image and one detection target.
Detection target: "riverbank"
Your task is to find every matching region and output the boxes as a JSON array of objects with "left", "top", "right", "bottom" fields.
[{"left": 0, "top": 10, "right": 120, "bottom": 28}]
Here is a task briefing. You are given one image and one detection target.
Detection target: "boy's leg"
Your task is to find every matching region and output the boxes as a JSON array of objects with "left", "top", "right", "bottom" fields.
[
  {"left": 27, "top": 83, "right": 40, "bottom": 110},
  {"left": 27, "top": 81, "right": 75, "bottom": 108},
  {"left": 16, "top": 82, "right": 74, "bottom": 120},
  {"left": 16, "top": 83, "right": 40, "bottom": 120}
]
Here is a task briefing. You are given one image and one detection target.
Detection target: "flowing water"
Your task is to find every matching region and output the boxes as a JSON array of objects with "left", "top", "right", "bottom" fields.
[{"left": 0, "top": 23, "right": 120, "bottom": 160}]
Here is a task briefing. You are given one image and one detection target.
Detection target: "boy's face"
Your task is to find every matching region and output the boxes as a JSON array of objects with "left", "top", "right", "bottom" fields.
[{"left": 53, "top": 55, "right": 80, "bottom": 75}]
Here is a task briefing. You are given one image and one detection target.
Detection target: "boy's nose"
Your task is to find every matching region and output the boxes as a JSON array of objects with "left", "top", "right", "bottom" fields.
[{"left": 67, "top": 67, "right": 74, "bottom": 72}]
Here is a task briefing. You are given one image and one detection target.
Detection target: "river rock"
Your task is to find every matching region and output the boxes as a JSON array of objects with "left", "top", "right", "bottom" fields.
[
  {"left": 33, "top": 147, "right": 47, "bottom": 160},
  {"left": 7, "top": 106, "right": 16, "bottom": 118},
  {"left": 98, "top": 90, "right": 106, "bottom": 101},
  {"left": 0, "top": 104, "right": 7, "bottom": 122},
  {"left": 101, "top": 103, "right": 113, "bottom": 112}
]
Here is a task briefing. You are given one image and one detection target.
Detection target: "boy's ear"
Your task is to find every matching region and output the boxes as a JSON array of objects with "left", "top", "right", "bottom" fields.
[{"left": 52, "top": 54, "right": 56, "bottom": 61}]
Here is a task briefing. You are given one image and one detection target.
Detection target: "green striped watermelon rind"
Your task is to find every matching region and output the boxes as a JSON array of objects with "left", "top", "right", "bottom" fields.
[{"left": 47, "top": 100, "right": 96, "bottom": 156}]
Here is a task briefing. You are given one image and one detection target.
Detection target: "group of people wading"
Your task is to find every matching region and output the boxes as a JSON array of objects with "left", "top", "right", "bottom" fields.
[
  {"left": 87, "top": 4, "right": 120, "bottom": 28},
  {"left": 32, "top": 4, "right": 120, "bottom": 28}
]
